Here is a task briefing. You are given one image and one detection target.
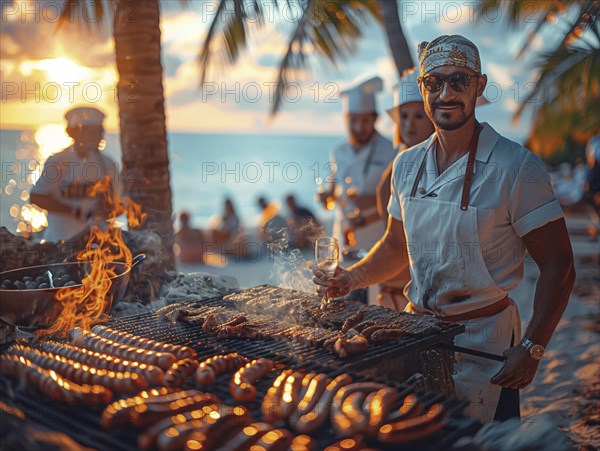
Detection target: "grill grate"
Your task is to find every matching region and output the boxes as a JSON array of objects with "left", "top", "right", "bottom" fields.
[
  {"left": 138, "top": 289, "right": 464, "bottom": 377},
  {"left": 1, "top": 292, "right": 479, "bottom": 450}
]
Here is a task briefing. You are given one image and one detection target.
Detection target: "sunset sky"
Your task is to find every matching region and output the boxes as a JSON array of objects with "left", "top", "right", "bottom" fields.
[{"left": 0, "top": 1, "right": 579, "bottom": 142}]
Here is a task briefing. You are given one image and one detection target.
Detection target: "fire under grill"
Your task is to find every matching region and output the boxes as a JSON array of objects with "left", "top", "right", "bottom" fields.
[{"left": 1, "top": 286, "right": 476, "bottom": 450}]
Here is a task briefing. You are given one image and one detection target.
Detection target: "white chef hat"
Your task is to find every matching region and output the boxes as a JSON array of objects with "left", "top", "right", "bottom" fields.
[
  {"left": 340, "top": 76, "right": 384, "bottom": 114},
  {"left": 65, "top": 107, "right": 106, "bottom": 128},
  {"left": 386, "top": 69, "right": 422, "bottom": 124}
]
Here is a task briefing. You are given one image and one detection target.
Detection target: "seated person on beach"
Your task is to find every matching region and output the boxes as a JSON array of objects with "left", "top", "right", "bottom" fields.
[
  {"left": 174, "top": 211, "right": 205, "bottom": 263},
  {"left": 285, "top": 194, "right": 322, "bottom": 249},
  {"left": 257, "top": 196, "right": 287, "bottom": 245},
  {"left": 211, "top": 198, "right": 247, "bottom": 256}
]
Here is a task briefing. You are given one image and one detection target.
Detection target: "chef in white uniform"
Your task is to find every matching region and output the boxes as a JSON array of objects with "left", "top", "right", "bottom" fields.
[
  {"left": 31, "top": 107, "right": 118, "bottom": 242},
  {"left": 318, "top": 76, "right": 396, "bottom": 304},
  {"left": 313, "top": 35, "right": 575, "bottom": 422}
]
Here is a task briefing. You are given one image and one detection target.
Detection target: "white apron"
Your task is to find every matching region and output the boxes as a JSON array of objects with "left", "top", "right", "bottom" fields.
[{"left": 401, "top": 124, "right": 521, "bottom": 423}]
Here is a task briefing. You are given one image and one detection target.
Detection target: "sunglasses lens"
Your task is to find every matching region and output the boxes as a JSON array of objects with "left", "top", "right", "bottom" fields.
[
  {"left": 423, "top": 76, "right": 442, "bottom": 92},
  {"left": 449, "top": 73, "right": 470, "bottom": 92}
]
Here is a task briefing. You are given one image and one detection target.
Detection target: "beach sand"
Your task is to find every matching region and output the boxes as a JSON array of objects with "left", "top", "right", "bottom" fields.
[
  {"left": 514, "top": 215, "right": 599, "bottom": 450},
  {"left": 182, "top": 214, "right": 599, "bottom": 449}
]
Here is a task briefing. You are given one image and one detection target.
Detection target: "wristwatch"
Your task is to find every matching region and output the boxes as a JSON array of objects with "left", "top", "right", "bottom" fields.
[{"left": 520, "top": 337, "right": 545, "bottom": 360}]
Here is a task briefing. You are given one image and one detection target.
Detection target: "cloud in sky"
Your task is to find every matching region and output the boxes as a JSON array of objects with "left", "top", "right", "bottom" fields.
[{"left": 1, "top": 0, "right": 564, "bottom": 143}]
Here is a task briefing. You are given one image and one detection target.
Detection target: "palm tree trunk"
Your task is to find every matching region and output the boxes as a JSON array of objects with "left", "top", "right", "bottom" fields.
[
  {"left": 113, "top": 0, "right": 175, "bottom": 271},
  {"left": 378, "top": 0, "right": 414, "bottom": 76}
]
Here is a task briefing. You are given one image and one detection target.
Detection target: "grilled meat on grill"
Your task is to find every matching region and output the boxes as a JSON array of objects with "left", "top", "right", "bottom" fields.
[
  {"left": 7, "top": 344, "right": 148, "bottom": 394},
  {"left": 0, "top": 353, "right": 112, "bottom": 405}
]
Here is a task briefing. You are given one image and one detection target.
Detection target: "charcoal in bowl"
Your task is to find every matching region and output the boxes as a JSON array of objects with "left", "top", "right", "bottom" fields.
[{"left": 0, "top": 270, "right": 77, "bottom": 290}]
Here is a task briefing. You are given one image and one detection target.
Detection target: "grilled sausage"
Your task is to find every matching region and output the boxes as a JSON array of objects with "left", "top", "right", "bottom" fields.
[
  {"left": 138, "top": 406, "right": 218, "bottom": 450},
  {"left": 165, "top": 358, "right": 199, "bottom": 388},
  {"left": 377, "top": 403, "right": 447, "bottom": 444},
  {"left": 294, "top": 374, "right": 352, "bottom": 434},
  {"left": 156, "top": 421, "right": 211, "bottom": 451},
  {"left": 130, "top": 392, "right": 221, "bottom": 428},
  {"left": 41, "top": 341, "right": 165, "bottom": 386},
  {"left": 361, "top": 391, "right": 377, "bottom": 417},
  {"left": 195, "top": 353, "right": 249, "bottom": 385},
  {"left": 288, "top": 373, "right": 330, "bottom": 425},
  {"left": 73, "top": 328, "right": 177, "bottom": 371},
  {"left": 262, "top": 369, "right": 294, "bottom": 423},
  {"left": 333, "top": 335, "right": 368, "bottom": 358},
  {"left": 101, "top": 389, "right": 198, "bottom": 428},
  {"left": 230, "top": 358, "right": 274, "bottom": 403},
  {"left": 331, "top": 391, "right": 367, "bottom": 437},
  {"left": 369, "top": 328, "right": 405, "bottom": 343},
  {"left": 386, "top": 393, "right": 423, "bottom": 422},
  {"left": 324, "top": 435, "right": 365, "bottom": 451},
  {"left": 251, "top": 428, "right": 294, "bottom": 451},
  {"left": 8, "top": 344, "right": 147, "bottom": 395},
  {"left": 91, "top": 325, "right": 197, "bottom": 360},
  {"left": 366, "top": 387, "right": 401, "bottom": 436},
  {"left": 341, "top": 312, "right": 365, "bottom": 334},
  {"left": 162, "top": 406, "right": 252, "bottom": 451},
  {"left": 290, "top": 434, "right": 315, "bottom": 451},
  {"left": 0, "top": 354, "right": 112, "bottom": 405},
  {"left": 279, "top": 372, "right": 305, "bottom": 420},
  {"left": 214, "top": 422, "right": 273, "bottom": 451}
]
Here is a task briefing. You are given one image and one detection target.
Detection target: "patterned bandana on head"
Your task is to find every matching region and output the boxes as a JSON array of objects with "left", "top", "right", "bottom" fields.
[{"left": 418, "top": 35, "right": 481, "bottom": 76}]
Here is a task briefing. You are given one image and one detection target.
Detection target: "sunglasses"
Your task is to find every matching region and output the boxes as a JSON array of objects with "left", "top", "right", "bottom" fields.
[{"left": 419, "top": 73, "right": 478, "bottom": 93}]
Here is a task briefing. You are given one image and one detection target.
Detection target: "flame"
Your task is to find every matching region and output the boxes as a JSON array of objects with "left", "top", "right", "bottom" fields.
[{"left": 38, "top": 176, "right": 146, "bottom": 336}]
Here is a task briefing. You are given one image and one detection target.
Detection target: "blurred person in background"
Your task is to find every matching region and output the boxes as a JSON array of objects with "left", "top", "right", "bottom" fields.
[
  {"left": 317, "top": 76, "right": 396, "bottom": 304},
  {"left": 175, "top": 211, "right": 205, "bottom": 263},
  {"left": 286, "top": 194, "right": 322, "bottom": 249},
  {"left": 375, "top": 69, "right": 435, "bottom": 311},
  {"left": 257, "top": 196, "right": 287, "bottom": 245},
  {"left": 30, "top": 106, "right": 118, "bottom": 243},
  {"left": 585, "top": 134, "right": 600, "bottom": 239},
  {"left": 212, "top": 198, "right": 248, "bottom": 256}
]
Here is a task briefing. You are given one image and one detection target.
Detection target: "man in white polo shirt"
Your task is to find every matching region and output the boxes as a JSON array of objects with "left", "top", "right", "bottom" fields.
[
  {"left": 317, "top": 76, "right": 396, "bottom": 304},
  {"left": 313, "top": 35, "right": 575, "bottom": 422},
  {"left": 31, "top": 106, "right": 118, "bottom": 242}
]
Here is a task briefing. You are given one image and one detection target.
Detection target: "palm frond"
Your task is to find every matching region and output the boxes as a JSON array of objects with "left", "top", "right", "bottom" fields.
[
  {"left": 199, "top": 0, "right": 273, "bottom": 85},
  {"left": 476, "top": 0, "right": 589, "bottom": 57},
  {"left": 268, "top": 0, "right": 382, "bottom": 115},
  {"left": 58, "top": 0, "right": 109, "bottom": 32},
  {"left": 514, "top": 45, "right": 598, "bottom": 120}
]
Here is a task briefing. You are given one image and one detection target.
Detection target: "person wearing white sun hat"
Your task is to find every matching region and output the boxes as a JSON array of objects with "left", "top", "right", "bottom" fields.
[
  {"left": 374, "top": 68, "right": 435, "bottom": 311},
  {"left": 314, "top": 35, "right": 575, "bottom": 423},
  {"left": 31, "top": 106, "right": 119, "bottom": 242}
]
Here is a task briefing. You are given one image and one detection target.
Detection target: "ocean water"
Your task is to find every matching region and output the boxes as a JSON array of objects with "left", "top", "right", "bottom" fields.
[{"left": 0, "top": 128, "right": 343, "bottom": 235}]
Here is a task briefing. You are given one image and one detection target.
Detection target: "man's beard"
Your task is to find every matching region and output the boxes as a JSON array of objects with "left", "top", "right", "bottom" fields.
[
  {"left": 436, "top": 112, "right": 472, "bottom": 131},
  {"left": 430, "top": 100, "right": 474, "bottom": 131},
  {"left": 349, "top": 130, "right": 375, "bottom": 146}
]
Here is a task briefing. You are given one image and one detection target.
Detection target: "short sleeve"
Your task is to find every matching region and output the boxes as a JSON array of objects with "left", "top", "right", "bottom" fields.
[
  {"left": 509, "top": 151, "right": 564, "bottom": 237},
  {"left": 387, "top": 155, "right": 403, "bottom": 221},
  {"left": 31, "top": 155, "right": 62, "bottom": 197}
]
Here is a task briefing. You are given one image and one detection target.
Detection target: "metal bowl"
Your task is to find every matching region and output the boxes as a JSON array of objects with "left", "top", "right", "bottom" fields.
[{"left": 0, "top": 254, "right": 145, "bottom": 328}]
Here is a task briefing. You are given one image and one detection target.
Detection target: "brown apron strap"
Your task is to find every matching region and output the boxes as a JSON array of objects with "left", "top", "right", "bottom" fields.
[
  {"left": 460, "top": 122, "right": 482, "bottom": 211},
  {"left": 410, "top": 122, "right": 482, "bottom": 211},
  {"left": 409, "top": 155, "right": 428, "bottom": 198},
  {"left": 436, "top": 296, "right": 509, "bottom": 322}
]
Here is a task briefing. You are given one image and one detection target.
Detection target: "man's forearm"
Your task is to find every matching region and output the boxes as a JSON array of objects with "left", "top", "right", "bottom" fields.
[
  {"left": 522, "top": 219, "right": 576, "bottom": 348},
  {"left": 30, "top": 193, "right": 74, "bottom": 216},
  {"left": 525, "top": 261, "right": 575, "bottom": 347},
  {"left": 347, "top": 230, "right": 409, "bottom": 290}
]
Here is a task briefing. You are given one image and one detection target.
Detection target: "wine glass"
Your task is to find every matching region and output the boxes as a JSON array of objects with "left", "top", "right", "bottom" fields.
[{"left": 315, "top": 237, "right": 339, "bottom": 305}]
